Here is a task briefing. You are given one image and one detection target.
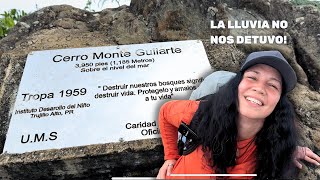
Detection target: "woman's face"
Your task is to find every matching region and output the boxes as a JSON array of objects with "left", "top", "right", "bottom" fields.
[{"left": 238, "top": 64, "right": 282, "bottom": 120}]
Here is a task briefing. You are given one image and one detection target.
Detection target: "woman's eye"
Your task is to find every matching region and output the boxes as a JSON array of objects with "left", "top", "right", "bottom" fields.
[
  {"left": 248, "top": 76, "right": 257, "bottom": 80},
  {"left": 269, "top": 84, "right": 279, "bottom": 90}
]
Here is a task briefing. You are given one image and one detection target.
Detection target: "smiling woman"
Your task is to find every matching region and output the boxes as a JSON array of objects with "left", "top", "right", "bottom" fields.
[
  {"left": 157, "top": 51, "right": 320, "bottom": 179},
  {"left": 237, "top": 64, "right": 283, "bottom": 141}
]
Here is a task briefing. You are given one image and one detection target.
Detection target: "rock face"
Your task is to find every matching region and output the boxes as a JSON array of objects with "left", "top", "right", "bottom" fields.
[{"left": 0, "top": 0, "right": 319, "bottom": 179}]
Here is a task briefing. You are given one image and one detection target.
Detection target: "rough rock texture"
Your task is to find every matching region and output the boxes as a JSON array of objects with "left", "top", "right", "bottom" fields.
[
  {"left": 240, "top": 0, "right": 320, "bottom": 91},
  {"left": 0, "top": 0, "right": 319, "bottom": 179},
  {"left": 0, "top": 139, "right": 163, "bottom": 179}
]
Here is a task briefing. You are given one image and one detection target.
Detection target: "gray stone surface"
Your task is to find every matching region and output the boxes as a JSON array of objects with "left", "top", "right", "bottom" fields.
[
  {"left": 0, "top": 0, "right": 319, "bottom": 179},
  {"left": 0, "top": 139, "right": 163, "bottom": 179}
]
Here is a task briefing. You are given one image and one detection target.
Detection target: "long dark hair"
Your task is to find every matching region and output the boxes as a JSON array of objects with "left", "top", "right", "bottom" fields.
[{"left": 192, "top": 72, "right": 298, "bottom": 179}]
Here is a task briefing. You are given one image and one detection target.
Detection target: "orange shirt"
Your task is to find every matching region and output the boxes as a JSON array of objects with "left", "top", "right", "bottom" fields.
[{"left": 158, "top": 100, "right": 256, "bottom": 179}]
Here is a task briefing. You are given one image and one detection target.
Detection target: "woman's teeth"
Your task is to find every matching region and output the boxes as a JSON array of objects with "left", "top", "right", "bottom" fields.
[{"left": 246, "top": 97, "right": 263, "bottom": 106}]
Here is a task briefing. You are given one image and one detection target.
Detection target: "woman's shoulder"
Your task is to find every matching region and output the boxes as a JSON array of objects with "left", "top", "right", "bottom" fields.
[
  {"left": 161, "top": 100, "right": 200, "bottom": 113},
  {"left": 160, "top": 100, "right": 200, "bottom": 125}
]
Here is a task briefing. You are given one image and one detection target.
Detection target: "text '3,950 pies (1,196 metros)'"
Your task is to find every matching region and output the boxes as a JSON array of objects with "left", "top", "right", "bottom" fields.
[{"left": 4, "top": 40, "right": 211, "bottom": 154}]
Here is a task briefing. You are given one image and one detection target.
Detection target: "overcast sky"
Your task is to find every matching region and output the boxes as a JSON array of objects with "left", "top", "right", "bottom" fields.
[
  {"left": 2, "top": 0, "right": 320, "bottom": 14},
  {"left": 0, "top": 0, "right": 131, "bottom": 13}
]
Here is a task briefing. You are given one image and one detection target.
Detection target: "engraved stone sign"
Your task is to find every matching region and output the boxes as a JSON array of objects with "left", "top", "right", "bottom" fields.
[{"left": 4, "top": 40, "right": 212, "bottom": 153}]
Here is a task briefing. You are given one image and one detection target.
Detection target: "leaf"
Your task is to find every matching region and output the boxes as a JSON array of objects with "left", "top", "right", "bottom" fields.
[
  {"left": 21, "top": 11, "right": 27, "bottom": 17},
  {"left": 0, "top": 27, "right": 4, "bottom": 37},
  {"left": 11, "top": 9, "right": 17, "bottom": 16},
  {"left": 0, "top": 9, "right": 27, "bottom": 39},
  {"left": 4, "top": 17, "right": 15, "bottom": 28}
]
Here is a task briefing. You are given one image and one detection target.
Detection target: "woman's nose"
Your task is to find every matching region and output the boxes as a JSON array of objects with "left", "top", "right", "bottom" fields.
[{"left": 252, "top": 85, "right": 266, "bottom": 95}]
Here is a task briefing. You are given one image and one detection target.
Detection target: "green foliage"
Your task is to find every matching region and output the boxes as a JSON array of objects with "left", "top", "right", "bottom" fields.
[
  {"left": 0, "top": 9, "right": 27, "bottom": 39},
  {"left": 290, "top": 0, "right": 320, "bottom": 9},
  {"left": 85, "top": 0, "right": 94, "bottom": 11},
  {"left": 84, "top": 0, "right": 121, "bottom": 11},
  {"left": 100, "top": 0, "right": 121, "bottom": 7}
]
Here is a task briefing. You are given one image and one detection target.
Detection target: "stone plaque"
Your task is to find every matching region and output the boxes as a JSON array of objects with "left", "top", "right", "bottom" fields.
[{"left": 4, "top": 40, "right": 211, "bottom": 153}]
